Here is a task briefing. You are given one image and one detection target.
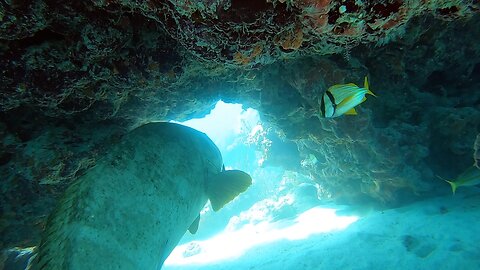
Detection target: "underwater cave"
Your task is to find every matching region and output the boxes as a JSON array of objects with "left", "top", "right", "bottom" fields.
[{"left": 1, "top": 0, "right": 480, "bottom": 269}]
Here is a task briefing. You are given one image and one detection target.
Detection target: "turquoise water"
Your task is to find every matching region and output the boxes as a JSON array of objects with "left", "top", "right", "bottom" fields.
[
  {"left": 1, "top": 1, "right": 479, "bottom": 269},
  {"left": 162, "top": 102, "right": 480, "bottom": 270},
  {"left": 3, "top": 101, "right": 480, "bottom": 270},
  {"left": 163, "top": 194, "right": 480, "bottom": 270}
]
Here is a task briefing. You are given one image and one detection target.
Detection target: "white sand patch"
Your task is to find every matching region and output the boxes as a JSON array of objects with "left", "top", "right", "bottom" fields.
[
  {"left": 164, "top": 192, "right": 480, "bottom": 270},
  {"left": 165, "top": 206, "right": 358, "bottom": 266}
]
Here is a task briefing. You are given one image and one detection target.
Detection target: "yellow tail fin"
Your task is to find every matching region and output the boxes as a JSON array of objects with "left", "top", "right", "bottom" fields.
[
  {"left": 436, "top": 175, "right": 457, "bottom": 195},
  {"left": 364, "top": 76, "right": 377, "bottom": 97},
  {"left": 445, "top": 180, "right": 457, "bottom": 195}
]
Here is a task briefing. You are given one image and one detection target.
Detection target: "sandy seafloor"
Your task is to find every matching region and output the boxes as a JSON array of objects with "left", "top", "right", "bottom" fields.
[{"left": 163, "top": 191, "right": 480, "bottom": 270}]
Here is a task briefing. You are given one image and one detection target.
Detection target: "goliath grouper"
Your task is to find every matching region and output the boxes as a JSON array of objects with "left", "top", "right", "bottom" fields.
[{"left": 29, "top": 122, "right": 252, "bottom": 269}]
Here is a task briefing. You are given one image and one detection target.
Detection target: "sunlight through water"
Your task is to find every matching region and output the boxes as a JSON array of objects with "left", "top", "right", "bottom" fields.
[
  {"left": 171, "top": 100, "right": 260, "bottom": 150},
  {"left": 164, "top": 207, "right": 359, "bottom": 266},
  {"left": 165, "top": 100, "right": 358, "bottom": 267}
]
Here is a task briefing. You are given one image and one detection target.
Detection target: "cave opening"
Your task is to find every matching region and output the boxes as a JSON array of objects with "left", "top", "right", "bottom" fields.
[
  {"left": 163, "top": 101, "right": 359, "bottom": 268},
  {"left": 171, "top": 100, "right": 262, "bottom": 174}
]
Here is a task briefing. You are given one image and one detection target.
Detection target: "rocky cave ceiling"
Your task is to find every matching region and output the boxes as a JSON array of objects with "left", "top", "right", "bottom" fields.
[{"left": 1, "top": 0, "right": 480, "bottom": 250}]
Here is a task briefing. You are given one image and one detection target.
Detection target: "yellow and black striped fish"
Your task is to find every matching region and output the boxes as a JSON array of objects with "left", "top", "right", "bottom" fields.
[{"left": 320, "top": 76, "right": 376, "bottom": 118}]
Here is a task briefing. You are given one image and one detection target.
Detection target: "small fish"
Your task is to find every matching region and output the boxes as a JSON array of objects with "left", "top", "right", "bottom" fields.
[
  {"left": 438, "top": 166, "right": 480, "bottom": 194},
  {"left": 320, "top": 76, "right": 377, "bottom": 118}
]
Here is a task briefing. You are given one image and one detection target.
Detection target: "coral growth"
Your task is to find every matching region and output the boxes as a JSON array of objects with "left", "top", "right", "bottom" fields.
[
  {"left": 296, "top": 108, "right": 432, "bottom": 206},
  {"left": 0, "top": 0, "right": 479, "bottom": 252},
  {"left": 275, "top": 26, "right": 304, "bottom": 52},
  {"left": 234, "top": 44, "right": 264, "bottom": 65}
]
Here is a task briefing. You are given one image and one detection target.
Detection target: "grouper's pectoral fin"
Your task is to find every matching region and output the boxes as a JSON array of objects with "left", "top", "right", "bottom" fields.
[
  {"left": 188, "top": 214, "right": 200, "bottom": 234},
  {"left": 207, "top": 170, "right": 252, "bottom": 212}
]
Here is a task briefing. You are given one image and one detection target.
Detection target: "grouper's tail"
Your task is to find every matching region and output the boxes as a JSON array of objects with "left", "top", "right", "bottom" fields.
[{"left": 364, "top": 76, "right": 377, "bottom": 97}]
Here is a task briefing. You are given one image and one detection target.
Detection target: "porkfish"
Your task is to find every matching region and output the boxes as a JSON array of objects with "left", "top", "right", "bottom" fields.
[
  {"left": 320, "top": 76, "right": 376, "bottom": 118},
  {"left": 440, "top": 165, "right": 480, "bottom": 194},
  {"left": 29, "top": 122, "right": 252, "bottom": 270}
]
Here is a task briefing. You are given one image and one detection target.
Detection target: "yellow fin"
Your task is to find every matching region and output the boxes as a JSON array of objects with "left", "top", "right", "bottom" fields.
[
  {"left": 437, "top": 175, "right": 457, "bottom": 195},
  {"left": 364, "top": 76, "right": 377, "bottom": 97},
  {"left": 446, "top": 180, "right": 457, "bottom": 195},
  {"left": 188, "top": 214, "right": 200, "bottom": 234},
  {"left": 207, "top": 170, "right": 252, "bottom": 212},
  {"left": 329, "top": 83, "right": 357, "bottom": 90},
  {"left": 328, "top": 83, "right": 358, "bottom": 95},
  {"left": 345, "top": 107, "right": 357, "bottom": 115}
]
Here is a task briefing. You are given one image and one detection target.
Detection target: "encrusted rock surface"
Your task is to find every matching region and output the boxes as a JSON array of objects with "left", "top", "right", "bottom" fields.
[{"left": 1, "top": 0, "right": 479, "bottom": 250}]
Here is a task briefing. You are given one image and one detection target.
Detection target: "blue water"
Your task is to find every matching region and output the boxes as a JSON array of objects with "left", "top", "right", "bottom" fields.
[{"left": 161, "top": 101, "right": 480, "bottom": 270}]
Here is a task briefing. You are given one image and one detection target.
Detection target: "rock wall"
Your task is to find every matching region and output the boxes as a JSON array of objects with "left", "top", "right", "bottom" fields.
[{"left": 0, "top": 0, "right": 479, "bottom": 250}]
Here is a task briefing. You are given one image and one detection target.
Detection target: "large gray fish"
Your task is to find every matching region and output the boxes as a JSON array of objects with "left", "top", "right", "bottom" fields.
[{"left": 29, "top": 122, "right": 252, "bottom": 269}]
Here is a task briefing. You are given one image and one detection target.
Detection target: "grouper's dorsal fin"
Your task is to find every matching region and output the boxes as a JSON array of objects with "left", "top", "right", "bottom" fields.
[
  {"left": 188, "top": 214, "right": 200, "bottom": 234},
  {"left": 207, "top": 170, "right": 252, "bottom": 212}
]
